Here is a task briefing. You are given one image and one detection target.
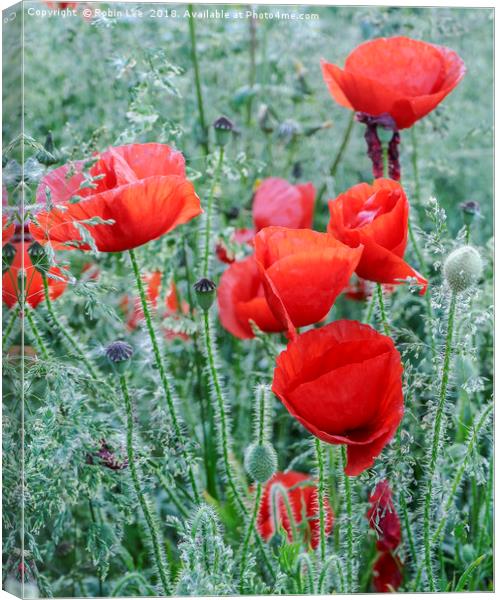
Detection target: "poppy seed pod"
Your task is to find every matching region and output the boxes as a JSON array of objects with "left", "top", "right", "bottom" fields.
[
  {"left": 194, "top": 278, "right": 217, "bottom": 312},
  {"left": 244, "top": 442, "right": 278, "bottom": 483},
  {"left": 105, "top": 341, "right": 133, "bottom": 372},
  {"left": 213, "top": 116, "right": 234, "bottom": 147},
  {"left": 443, "top": 246, "right": 482, "bottom": 293}
]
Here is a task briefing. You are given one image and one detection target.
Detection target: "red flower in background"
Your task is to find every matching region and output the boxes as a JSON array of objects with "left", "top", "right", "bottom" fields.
[
  {"left": 321, "top": 36, "right": 465, "bottom": 130},
  {"left": 252, "top": 178, "right": 316, "bottom": 231},
  {"left": 367, "top": 481, "right": 401, "bottom": 551},
  {"left": 257, "top": 471, "right": 334, "bottom": 549},
  {"left": 217, "top": 256, "right": 283, "bottom": 339},
  {"left": 272, "top": 320, "right": 404, "bottom": 476},
  {"left": 122, "top": 271, "right": 189, "bottom": 339},
  {"left": 2, "top": 238, "right": 68, "bottom": 309},
  {"left": 215, "top": 228, "right": 255, "bottom": 264},
  {"left": 328, "top": 178, "right": 427, "bottom": 293},
  {"left": 30, "top": 143, "right": 202, "bottom": 253},
  {"left": 254, "top": 226, "right": 362, "bottom": 336},
  {"left": 373, "top": 552, "right": 403, "bottom": 593}
]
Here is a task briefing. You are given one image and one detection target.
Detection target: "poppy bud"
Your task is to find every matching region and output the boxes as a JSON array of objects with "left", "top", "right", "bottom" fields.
[
  {"left": 194, "top": 278, "right": 216, "bottom": 312},
  {"left": 244, "top": 442, "right": 278, "bottom": 483},
  {"left": 105, "top": 340, "right": 133, "bottom": 373},
  {"left": 2, "top": 243, "right": 16, "bottom": 273},
  {"left": 36, "top": 132, "right": 57, "bottom": 166},
  {"left": 257, "top": 104, "right": 273, "bottom": 134},
  {"left": 444, "top": 246, "right": 483, "bottom": 293},
  {"left": 27, "top": 242, "right": 50, "bottom": 274},
  {"left": 276, "top": 120, "right": 301, "bottom": 145},
  {"left": 213, "top": 116, "right": 234, "bottom": 147},
  {"left": 459, "top": 200, "right": 480, "bottom": 227}
]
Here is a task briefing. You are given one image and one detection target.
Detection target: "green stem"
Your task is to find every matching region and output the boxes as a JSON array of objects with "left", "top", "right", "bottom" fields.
[
  {"left": 376, "top": 283, "right": 390, "bottom": 336},
  {"left": 314, "top": 438, "right": 327, "bottom": 561},
  {"left": 128, "top": 249, "right": 200, "bottom": 505},
  {"left": 239, "top": 483, "right": 262, "bottom": 594},
  {"left": 342, "top": 446, "right": 354, "bottom": 592},
  {"left": 88, "top": 499, "right": 104, "bottom": 596},
  {"left": 363, "top": 291, "right": 377, "bottom": 324},
  {"left": 411, "top": 127, "right": 421, "bottom": 203},
  {"left": 422, "top": 292, "right": 457, "bottom": 591},
  {"left": 42, "top": 274, "right": 101, "bottom": 381},
  {"left": 25, "top": 308, "right": 49, "bottom": 359},
  {"left": 317, "top": 115, "right": 354, "bottom": 202},
  {"left": 201, "top": 146, "right": 224, "bottom": 278},
  {"left": 120, "top": 374, "right": 171, "bottom": 596},
  {"left": 202, "top": 310, "right": 275, "bottom": 577},
  {"left": 399, "top": 490, "right": 418, "bottom": 566},
  {"left": 2, "top": 306, "right": 19, "bottom": 348},
  {"left": 246, "top": 15, "right": 257, "bottom": 126},
  {"left": 188, "top": 5, "right": 209, "bottom": 155}
]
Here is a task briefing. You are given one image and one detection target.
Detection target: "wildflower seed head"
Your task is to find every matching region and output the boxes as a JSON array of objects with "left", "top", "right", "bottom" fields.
[
  {"left": 460, "top": 200, "right": 481, "bottom": 226},
  {"left": 28, "top": 242, "right": 50, "bottom": 274},
  {"left": 105, "top": 340, "right": 133, "bottom": 369},
  {"left": 2, "top": 243, "right": 16, "bottom": 273},
  {"left": 444, "top": 245, "right": 483, "bottom": 293},
  {"left": 244, "top": 442, "right": 278, "bottom": 483},
  {"left": 213, "top": 116, "right": 234, "bottom": 147},
  {"left": 194, "top": 278, "right": 216, "bottom": 312}
]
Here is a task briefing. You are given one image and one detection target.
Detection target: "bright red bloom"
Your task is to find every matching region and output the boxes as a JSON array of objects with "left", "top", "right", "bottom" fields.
[
  {"left": 328, "top": 178, "right": 427, "bottom": 293},
  {"left": 321, "top": 36, "right": 465, "bottom": 130},
  {"left": 254, "top": 226, "right": 362, "bottom": 336},
  {"left": 257, "top": 471, "right": 334, "bottom": 549},
  {"left": 2, "top": 241, "right": 67, "bottom": 309},
  {"left": 122, "top": 271, "right": 189, "bottom": 339},
  {"left": 253, "top": 178, "right": 315, "bottom": 231},
  {"left": 215, "top": 228, "right": 255, "bottom": 264},
  {"left": 272, "top": 320, "right": 404, "bottom": 476},
  {"left": 373, "top": 552, "right": 403, "bottom": 593},
  {"left": 367, "top": 481, "right": 401, "bottom": 551},
  {"left": 30, "top": 143, "right": 202, "bottom": 253},
  {"left": 217, "top": 256, "right": 284, "bottom": 339}
]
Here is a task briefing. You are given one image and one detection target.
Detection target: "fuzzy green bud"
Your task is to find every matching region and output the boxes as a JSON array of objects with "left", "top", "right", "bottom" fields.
[
  {"left": 443, "top": 246, "right": 483, "bottom": 293},
  {"left": 244, "top": 442, "right": 277, "bottom": 483},
  {"left": 2, "top": 243, "right": 16, "bottom": 273},
  {"left": 28, "top": 242, "right": 50, "bottom": 274},
  {"left": 193, "top": 278, "right": 216, "bottom": 312},
  {"left": 213, "top": 116, "right": 234, "bottom": 147},
  {"left": 36, "top": 132, "right": 58, "bottom": 166}
]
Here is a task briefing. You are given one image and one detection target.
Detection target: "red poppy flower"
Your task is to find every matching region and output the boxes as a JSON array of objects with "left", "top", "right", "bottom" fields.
[
  {"left": 215, "top": 228, "right": 255, "bottom": 264},
  {"left": 328, "top": 178, "right": 427, "bottom": 293},
  {"left": 272, "top": 320, "right": 404, "bottom": 476},
  {"left": 254, "top": 226, "right": 363, "bottom": 336},
  {"left": 257, "top": 471, "right": 334, "bottom": 549},
  {"left": 321, "top": 36, "right": 465, "bottom": 130},
  {"left": 30, "top": 143, "right": 202, "bottom": 253},
  {"left": 2, "top": 242, "right": 67, "bottom": 309},
  {"left": 253, "top": 178, "right": 316, "bottom": 231},
  {"left": 217, "top": 256, "right": 284, "bottom": 339},
  {"left": 367, "top": 481, "right": 401, "bottom": 551},
  {"left": 121, "top": 271, "right": 189, "bottom": 339},
  {"left": 373, "top": 552, "right": 403, "bottom": 593}
]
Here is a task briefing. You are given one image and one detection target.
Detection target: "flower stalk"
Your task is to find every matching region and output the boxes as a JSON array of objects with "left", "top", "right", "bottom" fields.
[
  {"left": 201, "top": 146, "right": 225, "bottom": 278},
  {"left": 314, "top": 437, "right": 327, "bottom": 561},
  {"left": 188, "top": 5, "right": 209, "bottom": 155},
  {"left": 342, "top": 445, "right": 355, "bottom": 592}
]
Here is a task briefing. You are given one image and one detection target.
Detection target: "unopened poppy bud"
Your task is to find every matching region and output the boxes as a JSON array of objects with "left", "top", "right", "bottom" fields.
[
  {"left": 443, "top": 246, "right": 482, "bottom": 293},
  {"left": 28, "top": 242, "right": 50, "bottom": 273},
  {"left": 213, "top": 116, "right": 234, "bottom": 147},
  {"left": 194, "top": 278, "right": 216, "bottom": 311},
  {"left": 105, "top": 340, "right": 133, "bottom": 373},
  {"left": 36, "top": 132, "right": 57, "bottom": 166},
  {"left": 2, "top": 243, "right": 16, "bottom": 273},
  {"left": 257, "top": 104, "right": 273, "bottom": 134},
  {"left": 459, "top": 200, "right": 480, "bottom": 227},
  {"left": 244, "top": 442, "right": 277, "bottom": 483}
]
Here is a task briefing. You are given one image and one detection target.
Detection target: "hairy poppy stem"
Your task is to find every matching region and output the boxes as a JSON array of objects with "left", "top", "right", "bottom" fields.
[
  {"left": 119, "top": 374, "right": 171, "bottom": 596},
  {"left": 201, "top": 146, "right": 225, "bottom": 278},
  {"left": 239, "top": 482, "right": 263, "bottom": 594},
  {"left": 201, "top": 310, "right": 276, "bottom": 578},
  {"left": 314, "top": 437, "right": 327, "bottom": 561},
  {"left": 2, "top": 306, "right": 20, "bottom": 347},
  {"left": 422, "top": 292, "right": 457, "bottom": 591},
  {"left": 376, "top": 283, "right": 390, "bottom": 336},
  {"left": 188, "top": 5, "right": 209, "bottom": 155},
  {"left": 41, "top": 274, "right": 101, "bottom": 381},
  {"left": 25, "top": 308, "right": 49, "bottom": 359},
  {"left": 342, "top": 446, "right": 355, "bottom": 592},
  {"left": 128, "top": 249, "right": 201, "bottom": 505}
]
